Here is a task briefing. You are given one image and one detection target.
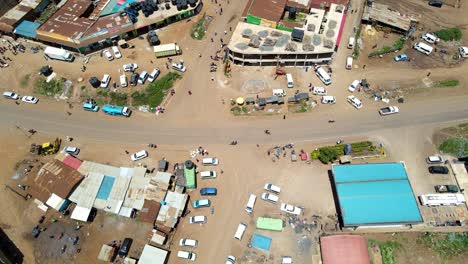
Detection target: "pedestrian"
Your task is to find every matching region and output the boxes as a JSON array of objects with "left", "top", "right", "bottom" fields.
[
  {"left": 224, "top": 30, "right": 227, "bottom": 35},
  {"left": 267, "top": 151, "right": 271, "bottom": 156},
  {"left": 211, "top": 77, "right": 215, "bottom": 81},
  {"left": 220, "top": 170, "right": 224, "bottom": 174},
  {"left": 214, "top": 32, "right": 217, "bottom": 36},
  {"left": 199, "top": 53, "right": 202, "bottom": 58},
  {"left": 256, "top": 94, "right": 259, "bottom": 99},
  {"left": 256, "top": 144, "right": 260, "bottom": 148},
  {"left": 165, "top": 63, "right": 169, "bottom": 69},
  {"left": 67, "top": 111, "right": 72, "bottom": 116},
  {"left": 15, "top": 101, "right": 19, "bottom": 105},
  {"left": 427, "top": 72, "right": 431, "bottom": 77},
  {"left": 362, "top": 64, "right": 366, "bottom": 69},
  {"left": 125, "top": 150, "right": 129, "bottom": 154},
  {"left": 196, "top": 158, "right": 199, "bottom": 163},
  {"left": 210, "top": 37, "right": 214, "bottom": 42},
  {"left": 150, "top": 60, "right": 153, "bottom": 64},
  {"left": 283, "top": 115, "right": 286, "bottom": 120},
  {"left": 188, "top": 90, "right": 192, "bottom": 95},
  {"left": 229, "top": 26, "right": 232, "bottom": 32}
]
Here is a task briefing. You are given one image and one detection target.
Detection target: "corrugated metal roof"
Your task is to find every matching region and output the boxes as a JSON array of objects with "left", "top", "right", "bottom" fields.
[
  {"left": 123, "top": 171, "right": 150, "bottom": 210},
  {"left": 69, "top": 172, "right": 104, "bottom": 208},
  {"left": 138, "top": 245, "right": 168, "bottom": 264},
  {"left": 242, "top": 0, "right": 287, "bottom": 22},
  {"left": 13, "top": 20, "right": 40, "bottom": 38},
  {"left": 62, "top": 154, "right": 82, "bottom": 170},
  {"left": 139, "top": 200, "right": 161, "bottom": 224},
  {"left": 321, "top": 235, "right": 370, "bottom": 264},
  {"left": 332, "top": 163, "right": 423, "bottom": 226}
]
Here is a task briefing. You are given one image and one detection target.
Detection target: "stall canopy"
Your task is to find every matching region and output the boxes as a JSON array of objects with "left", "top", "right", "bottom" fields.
[{"left": 14, "top": 21, "right": 41, "bottom": 38}]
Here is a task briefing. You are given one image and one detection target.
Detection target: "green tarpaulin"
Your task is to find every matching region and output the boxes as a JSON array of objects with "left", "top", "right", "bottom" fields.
[
  {"left": 184, "top": 167, "right": 196, "bottom": 189},
  {"left": 256, "top": 217, "right": 283, "bottom": 231}
]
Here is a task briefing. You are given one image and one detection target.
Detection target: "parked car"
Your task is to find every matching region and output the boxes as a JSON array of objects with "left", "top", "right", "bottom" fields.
[
  {"left": 202, "top": 157, "right": 219, "bottom": 165},
  {"left": 347, "top": 95, "right": 362, "bottom": 109},
  {"left": 100, "top": 74, "right": 111, "bottom": 88},
  {"left": 394, "top": 53, "right": 408, "bottom": 62},
  {"left": 435, "top": 185, "right": 459, "bottom": 193},
  {"left": 131, "top": 150, "right": 148, "bottom": 161},
  {"left": 130, "top": 73, "right": 139, "bottom": 86},
  {"left": 428, "top": 166, "right": 449, "bottom": 174},
  {"left": 379, "top": 106, "right": 399, "bottom": 116},
  {"left": 63, "top": 146, "right": 80, "bottom": 155},
  {"left": 172, "top": 62, "right": 186, "bottom": 72},
  {"left": 264, "top": 183, "right": 281, "bottom": 194},
  {"left": 147, "top": 68, "right": 160, "bottom": 82},
  {"left": 118, "top": 238, "right": 132, "bottom": 257},
  {"left": 226, "top": 256, "right": 236, "bottom": 264},
  {"left": 312, "top": 86, "right": 327, "bottom": 95},
  {"left": 189, "top": 215, "right": 206, "bottom": 224},
  {"left": 123, "top": 63, "right": 138, "bottom": 72},
  {"left": 120, "top": 75, "right": 128, "bottom": 88},
  {"left": 200, "top": 187, "right": 217, "bottom": 196},
  {"left": 426, "top": 155, "right": 444, "bottom": 164},
  {"left": 193, "top": 199, "right": 211, "bottom": 208},
  {"left": 261, "top": 192, "right": 279, "bottom": 204},
  {"left": 281, "top": 256, "right": 293, "bottom": 264},
  {"left": 200, "top": 170, "right": 217, "bottom": 179},
  {"left": 280, "top": 203, "right": 302, "bottom": 215},
  {"left": 3, "top": 91, "right": 19, "bottom": 100},
  {"left": 111, "top": 46, "right": 122, "bottom": 59},
  {"left": 21, "top": 96, "right": 39, "bottom": 104},
  {"left": 179, "top": 238, "right": 198, "bottom": 247},
  {"left": 321, "top": 95, "right": 336, "bottom": 104},
  {"left": 347, "top": 79, "right": 361, "bottom": 92},
  {"left": 138, "top": 71, "right": 149, "bottom": 84},
  {"left": 422, "top": 32, "right": 440, "bottom": 44},
  {"left": 459, "top": 47, "right": 468, "bottom": 58},
  {"left": 428, "top": 0, "right": 443, "bottom": 7},
  {"left": 177, "top": 251, "right": 196, "bottom": 261},
  {"left": 102, "top": 49, "right": 114, "bottom": 61}
]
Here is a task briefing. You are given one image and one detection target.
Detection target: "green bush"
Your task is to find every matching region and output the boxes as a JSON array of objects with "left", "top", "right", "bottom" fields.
[
  {"left": 318, "top": 148, "right": 339, "bottom": 164},
  {"left": 436, "top": 79, "right": 459, "bottom": 87},
  {"left": 190, "top": 16, "right": 206, "bottom": 40},
  {"left": 435, "top": 27, "right": 462, "bottom": 41},
  {"left": 109, "top": 92, "right": 127, "bottom": 106},
  {"left": 439, "top": 138, "right": 468, "bottom": 158},
  {"left": 418, "top": 232, "right": 468, "bottom": 259},
  {"left": 34, "top": 77, "right": 63, "bottom": 96},
  {"left": 128, "top": 72, "right": 181, "bottom": 110},
  {"left": 393, "top": 37, "right": 405, "bottom": 50},
  {"left": 310, "top": 150, "right": 320, "bottom": 160}
]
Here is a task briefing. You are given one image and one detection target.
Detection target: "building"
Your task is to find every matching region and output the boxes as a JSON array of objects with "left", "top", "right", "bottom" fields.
[
  {"left": 228, "top": 0, "right": 348, "bottom": 66},
  {"left": 362, "top": 1, "right": 418, "bottom": 33},
  {"left": 320, "top": 235, "right": 371, "bottom": 264},
  {"left": 331, "top": 163, "right": 423, "bottom": 228},
  {"left": 138, "top": 244, "right": 168, "bottom": 264},
  {"left": 0, "top": 227, "right": 23, "bottom": 264},
  {"left": 1, "top": 0, "right": 202, "bottom": 53}
]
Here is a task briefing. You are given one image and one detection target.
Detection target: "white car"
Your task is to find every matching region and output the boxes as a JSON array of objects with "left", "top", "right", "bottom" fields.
[
  {"left": 347, "top": 95, "right": 362, "bottom": 109},
  {"left": 123, "top": 63, "right": 138, "bottom": 72},
  {"left": 422, "top": 32, "right": 440, "bottom": 44},
  {"left": 21, "top": 96, "right": 39, "bottom": 104},
  {"left": 177, "top": 251, "right": 196, "bottom": 261},
  {"left": 264, "top": 183, "right": 281, "bottom": 194},
  {"left": 172, "top": 62, "right": 186, "bottom": 72},
  {"left": 347, "top": 79, "right": 361, "bottom": 92},
  {"left": 3, "top": 91, "right": 19, "bottom": 100},
  {"left": 100, "top": 74, "right": 111, "bottom": 88},
  {"left": 281, "top": 256, "right": 293, "bottom": 264},
  {"left": 261, "top": 192, "right": 279, "bottom": 204},
  {"left": 120, "top": 75, "right": 128, "bottom": 88},
  {"left": 200, "top": 171, "right": 217, "bottom": 179},
  {"left": 312, "top": 86, "right": 327, "bottom": 95},
  {"left": 179, "top": 238, "right": 198, "bottom": 247},
  {"left": 226, "top": 256, "right": 236, "bottom": 264},
  {"left": 189, "top": 215, "right": 206, "bottom": 224},
  {"left": 202, "top": 157, "right": 219, "bottom": 166},
  {"left": 280, "top": 203, "right": 302, "bottom": 215},
  {"left": 111, "top": 46, "right": 122, "bottom": 59},
  {"left": 63, "top": 146, "right": 80, "bottom": 155},
  {"left": 379, "top": 106, "right": 399, "bottom": 116},
  {"left": 131, "top": 150, "right": 148, "bottom": 161},
  {"left": 102, "top": 49, "right": 114, "bottom": 61},
  {"left": 321, "top": 95, "right": 336, "bottom": 104},
  {"left": 459, "top": 47, "right": 468, "bottom": 58},
  {"left": 138, "top": 71, "right": 148, "bottom": 84},
  {"left": 147, "top": 68, "right": 160, "bottom": 83},
  {"left": 426, "top": 155, "right": 444, "bottom": 164}
]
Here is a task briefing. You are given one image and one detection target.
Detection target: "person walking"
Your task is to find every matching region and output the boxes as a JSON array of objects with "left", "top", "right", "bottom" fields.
[
  {"left": 427, "top": 72, "right": 431, "bottom": 77},
  {"left": 283, "top": 115, "right": 286, "bottom": 120}
]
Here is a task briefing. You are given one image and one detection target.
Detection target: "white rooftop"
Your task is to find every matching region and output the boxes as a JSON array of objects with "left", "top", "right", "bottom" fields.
[
  {"left": 69, "top": 172, "right": 104, "bottom": 209},
  {"left": 71, "top": 205, "right": 91, "bottom": 222},
  {"left": 138, "top": 244, "right": 168, "bottom": 264}
]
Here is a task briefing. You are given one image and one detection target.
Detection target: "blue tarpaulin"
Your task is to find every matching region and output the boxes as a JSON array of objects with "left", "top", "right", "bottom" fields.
[
  {"left": 96, "top": 176, "right": 115, "bottom": 200},
  {"left": 14, "top": 21, "right": 41, "bottom": 38},
  {"left": 251, "top": 233, "right": 272, "bottom": 251}
]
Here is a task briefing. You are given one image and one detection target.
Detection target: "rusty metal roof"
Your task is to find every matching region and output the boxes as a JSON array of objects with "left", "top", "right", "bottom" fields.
[
  {"left": 242, "top": 0, "right": 287, "bottom": 22},
  {"left": 139, "top": 200, "right": 161, "bottom": 224},
  {"left": 30, "top": 159, "right": 84, "bottom": 203},
  {"left": 321, "top": 235, "right": 371, "bottom": 264}
]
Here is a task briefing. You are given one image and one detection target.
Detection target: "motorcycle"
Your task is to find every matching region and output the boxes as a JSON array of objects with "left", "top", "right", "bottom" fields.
[{"left": 229, "top": 141, "right": 237, "bottom": 145}]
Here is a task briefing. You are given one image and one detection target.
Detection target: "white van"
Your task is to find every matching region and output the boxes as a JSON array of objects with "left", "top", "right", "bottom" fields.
[
  {"left": 177, "top": 251, "right": 196, "bottom": 261},
  {"left": 459, "top": 47, "right": 468, "bottom": 58},
  {"left": 413, "top": 42, "right": 433, "bottom": 55},
  {"left": 202, "top": 157, "right": 219, "bottom": 166},
  {"left": 347, "top": 36, "right": 355, "bottom": 49},
  {"left": 312, "top": 86, "right": 327, "bottom": 95},
  {"left": 234, "top": 223, "right": 247, "bottom": 240},
  {"left": 346, "top": 56, "right": 353, "bottom": 70},
  {"left": 286, "top": 73, "right": 294, "bottom": 88},
  {"left": 119, "top": 75, "right": 127, "bottom": 88},
  {"left": 321, "top": 95, "right": 336, "bottom": 104},
  {"left": 272, "top": 89, "right": 286, "bottom": 97},
  {"left": 422, "top": 32, "right": 440, "bottom": 44},
  {"left": 347, "top": 95, "right": 362, "bottom": 109},
  {"left": 245, "top": 194, "right": 257, "bottom": 214},
  {"left": 147, "top": 68, "right": 160, "bottom": 82},
  {"left": 315, "top": 67, "right": 331, "bottom": 85},
  {"left": 200, "top": 170, "right": 217, "bottom": 179},
  {"left": 100, "top": 74, "right": 111, "bottom": 88}
]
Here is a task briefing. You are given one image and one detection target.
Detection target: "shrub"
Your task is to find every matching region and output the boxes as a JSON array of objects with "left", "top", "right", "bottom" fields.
[
  {"left": 436, "top": 79, "right": 459, "bottom": 87},
  {"left": 34, "top": 77, "right": 63, "bottom": 96},
  {"left": 310, "top": 150, "right": 320, "bottom": 160},
  {"left": 435, "top": 27, "right": 462, "bottom": 41},
  {"left": 439, "top": 138, "right": 468, "bottom": 158},
  {"left": 318, "top": 148, "right": 339, "bottom": 164}
]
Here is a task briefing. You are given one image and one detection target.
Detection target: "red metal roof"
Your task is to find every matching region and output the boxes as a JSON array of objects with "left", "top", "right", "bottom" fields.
[
  {"left": 321, "top": 235, "right": 370, "bottom": 264},
  {"left": 63, "top": 155, "right": 82, "bottom": 170},
  {"left": 242, "top": 0, "right": 287, "bottom": 23}
]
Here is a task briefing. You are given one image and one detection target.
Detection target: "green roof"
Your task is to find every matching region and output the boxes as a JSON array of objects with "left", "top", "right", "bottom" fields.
[
  {"left": 184, "top": 167, "right": 196, "bottom": 189},
  {"left": 256, "top": 217, "right": 283, "bottom": 231}
]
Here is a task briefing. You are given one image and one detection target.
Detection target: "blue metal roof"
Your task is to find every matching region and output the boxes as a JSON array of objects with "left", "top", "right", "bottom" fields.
[
  {"left": 14, "top": 21, "right": 41, "bottom": 38},
  {"left": 332, "top": 163, "right": 423, "bottom": 226}
]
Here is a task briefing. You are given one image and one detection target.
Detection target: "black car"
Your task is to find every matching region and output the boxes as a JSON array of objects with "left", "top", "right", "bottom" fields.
[
  {"left": 428, "top": 166, "right": 449, "bottom": 174},
  {"left": 89, "top": 77, "right": 101, "bottom": 88},
  {"left": 118, "top": 238, "right": 132, "bottom": 257},
  {"left": 130, "top": 73, "right": 139, "bottom": 86},
  {"left": 428, "top": 0, "right": 443, "bottom": 8}
]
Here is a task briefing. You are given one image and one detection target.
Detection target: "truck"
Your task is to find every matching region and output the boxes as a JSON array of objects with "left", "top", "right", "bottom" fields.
[
  {"left": 435, "top": 185, "right": 459, "bottom": 193},
  {"left": 153, "top": 43, "right": 181, "bottom": 58},
  {"left": 44, "top": 46, "right": 74, "bottom": 62},
  {"left": 102, "top": 104, "right": 132, "bottom": 117}
]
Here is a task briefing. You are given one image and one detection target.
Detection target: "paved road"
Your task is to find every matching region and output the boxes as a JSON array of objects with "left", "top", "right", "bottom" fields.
[{"left": 1, "top": 93, "right": 467, "bottom": 145}]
